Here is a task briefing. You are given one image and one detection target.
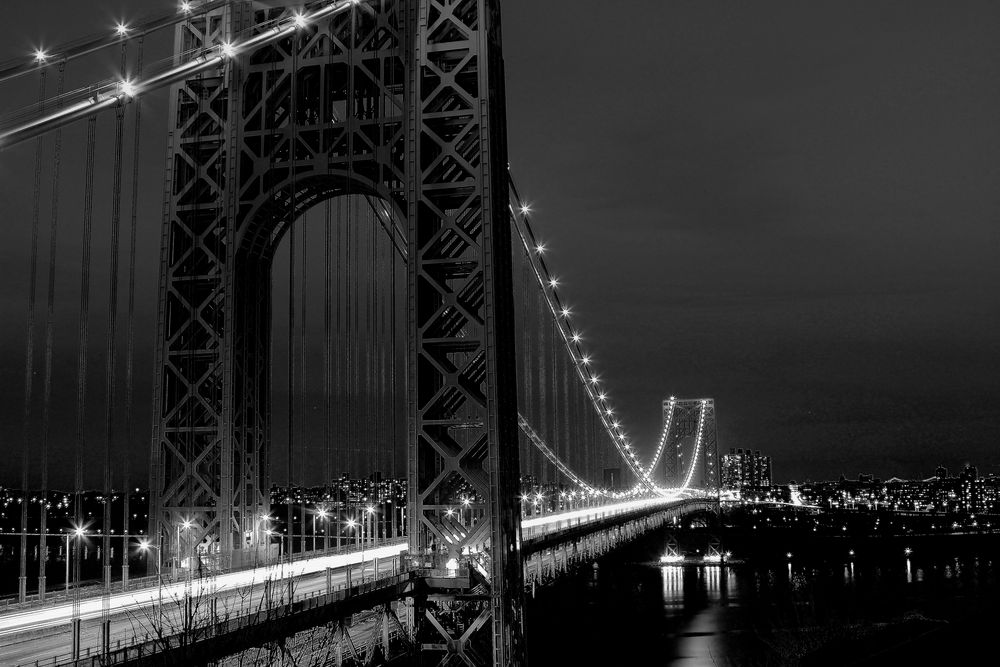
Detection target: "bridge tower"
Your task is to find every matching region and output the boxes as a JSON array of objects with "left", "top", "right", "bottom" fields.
[
  {"left": 663, "top": 397, "right": 719, "bottom": 490},
  {"left": 149, "top": 1, "right": 523, "bottom": 664}
]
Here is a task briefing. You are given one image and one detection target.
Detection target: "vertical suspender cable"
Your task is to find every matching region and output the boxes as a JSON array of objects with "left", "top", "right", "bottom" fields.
[
  {"left": 73, "top": 115, "right": 98, "bottom": 645},
  {"left": 537, "top": 288, "right": 547, "bottom": 487},
  {"left": 346, "top": 5, "right": 357, "bottom": 492},
  {"left": 286, "top": 37, "right": 298, "bottom": 560},
  {"left": 368, "top": 191, "right": 375, "bottom": 490},
  {"left": 520, "top": 248, "right": 532, "bottom": 482},
  {"left": 18, "top": 69, "right": 46, "bottom": 603},
  {"left": 322, "top": 4, "right": 335, "bottom": 546},
  {"left": 122, "top": 36, "right": 144, "bottom": 590},
  {"left": 102, "top": 45, "right": 128, "bottom": 613},
  {"left": 324, "top": 198, "right": 332, "bottom": 548},
  {"left": 561, "top": 322, "right": 570, "bottom": 485},
  {"left": 299, "top": 213, "right": 308, "bottom": 492},
  {"left": 38, "top": 63, "right": 66, "bottom": 601},
  {"left": 336, "top": 196, "right": 344, "bottom": 546}
]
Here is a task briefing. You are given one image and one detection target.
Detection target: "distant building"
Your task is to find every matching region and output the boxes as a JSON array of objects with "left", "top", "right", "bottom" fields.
[
  {"left": 603, "top": 468, "right": 622, "bottom": 490},
  {"left": 959, "top": 464, "right": 980, "bottom": 513},
  {"left": 721, "top": 448, "right": 772, "bottom": 490},
  {"left": 935, "top": 466, "right": 948, "bottom": 480}
]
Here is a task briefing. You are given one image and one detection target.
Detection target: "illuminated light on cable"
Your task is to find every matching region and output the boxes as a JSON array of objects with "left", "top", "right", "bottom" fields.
[
  {"left": 221, "top": 41, "right": 236, "bottom": 58},
  {"left": 73, "top": 526, "right": 86, "bottom": 538},
  {"left": 598, "top": 392, "right": 606, "bottom": 400},
  {"left": 520, "top": 203, "right": 531, "bottom": 215},
  {"left": 181, "top": 520, "right": 193, "bottom": 530},
  {"left": 571, "top": 333, "right": 581, "bottom": 343},
  {"left": 560, "top": 307, "right": 571, "bottom": 317},
  {"left": 120, "top": 80, "right": 137, "bottom": 98},
  {"left": 581, "top": 355, "right": 591, "bottom": 365},
  {"left": 548, "top": 277, "right": 559, "bottom": 288},
  {"left": 605, "top": 409, "right": 614, "bottom": 416},
  {"left": 535, "top": 243, "right": 546, "bottom": 254},
  {"left": 293, "top": 12, "right": 308, "bottom": 28},
  {"left": 612, "top": 421, "right": 620, "bottom": 429},
  {"left": 590, "top": 376, "right": 600, "bottom": 385},
  {"left": 346, "top": 518, "right": 357, "bottom": 529},
  {"left": 33, "top": 49, "right": 47, "bottom": 63},
  {"left": 180, "top": 1, "right": 192, "bottom": 12},
  {"left": 115, "top": 23, "right": 129, "bottom": 37}
]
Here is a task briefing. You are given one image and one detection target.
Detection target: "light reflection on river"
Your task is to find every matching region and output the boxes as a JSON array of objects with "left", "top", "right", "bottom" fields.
[{"left": 526, "top": 532, "right": 1000, "bottom": 665}]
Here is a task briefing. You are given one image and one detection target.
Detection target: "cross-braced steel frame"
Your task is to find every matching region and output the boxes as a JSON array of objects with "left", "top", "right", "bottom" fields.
[
  {"left": 150, "top": 1, "right": 524, "bottom": 664},
  {"left": 663, "top": 397, "right": 719, "bottom": 491}
]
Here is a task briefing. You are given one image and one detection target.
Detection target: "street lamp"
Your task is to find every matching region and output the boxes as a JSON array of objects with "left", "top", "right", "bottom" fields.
[
  {"left": 365, "top": 506, "right": 377, "bottom": 548},
  {"left": 316, "top": 509, "right": 329, "bottom": 552},
  {"left": 176, "top": 519, "right": 193, "bottom": 580},
  {"left": 137, "top": 539, "right": 165, "bottom": 627},
  {"left": 461, "top": 497, "right": 471, "bottom": 526},
  {"left": 346, "top": 518, "right": 358, "bottom": 548},
  {"left": 64, "top": 526, "right": 86, "bottom": 595}
]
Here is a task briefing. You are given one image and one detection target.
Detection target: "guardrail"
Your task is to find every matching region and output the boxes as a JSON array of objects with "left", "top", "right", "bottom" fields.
[
  {"left": 24, "top": 564, "right": 410, "bottom": 667},
  {"left": 0, "top": 538, "right": 408, "bottom": 614}
]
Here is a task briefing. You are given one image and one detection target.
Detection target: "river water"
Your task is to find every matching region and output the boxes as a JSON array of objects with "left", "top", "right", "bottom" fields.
[{"left": 525, "top": 529, "right": 1000, "bottom": 665}]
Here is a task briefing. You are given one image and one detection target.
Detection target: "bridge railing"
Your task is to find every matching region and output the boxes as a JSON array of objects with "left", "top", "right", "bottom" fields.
[
  {"left": 27, "top": 562, "right": 410, "bottom": 667},
  {"left": 0, "top": 538, "right": 409, "bottom": 615}
]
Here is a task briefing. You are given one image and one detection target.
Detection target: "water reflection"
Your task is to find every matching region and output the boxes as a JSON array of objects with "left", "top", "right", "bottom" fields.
[{"left": 530, "top": 541, "right": 1000, "bottom": 666}]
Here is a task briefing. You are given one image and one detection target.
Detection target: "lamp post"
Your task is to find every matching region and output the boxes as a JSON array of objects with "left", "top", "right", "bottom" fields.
[
  {"left": 317, "top": 509, "right": 329, "bottom": 552},
  {"left": 65, "top": 526, "right": 85, "bottom": 595},
  {"left": 176, "top": 519, "right": 193, "bottom": 581},
  {"left": 365, "top": 506, "right": 377, "bottom": 549},
  {"left": 137, "top": 540, "right": 163, "bottom": 627}
]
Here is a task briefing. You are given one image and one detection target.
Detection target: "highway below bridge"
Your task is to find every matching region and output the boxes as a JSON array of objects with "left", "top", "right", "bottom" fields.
[{"left": 0, "top": 497, "right": 715, "bottom": 666}]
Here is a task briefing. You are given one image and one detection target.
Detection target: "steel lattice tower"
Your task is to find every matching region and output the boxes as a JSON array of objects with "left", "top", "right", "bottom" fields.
[
  {"left": 149, "top": 1, "right": 524, "bottom": 663},
  {"left": 662, "top": 397, "right": 719, "bottom": 490}
]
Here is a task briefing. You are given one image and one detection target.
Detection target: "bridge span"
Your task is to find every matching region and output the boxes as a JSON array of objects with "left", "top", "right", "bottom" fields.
[{"left": 0, "top": 497, "right": 714, "bottom": 665}]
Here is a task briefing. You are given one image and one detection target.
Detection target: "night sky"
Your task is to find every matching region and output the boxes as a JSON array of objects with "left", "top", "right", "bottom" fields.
[{"left": 1, "top": 1, "right": 998, "bottom": 485}]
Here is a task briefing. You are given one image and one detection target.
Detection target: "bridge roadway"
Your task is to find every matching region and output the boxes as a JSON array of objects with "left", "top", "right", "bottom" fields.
[
  {"left": 0, "top": 542, "right": 408, "bottom": 666},
  {"left": 0, "top": 496, "right": 698, "bottom": 665}
]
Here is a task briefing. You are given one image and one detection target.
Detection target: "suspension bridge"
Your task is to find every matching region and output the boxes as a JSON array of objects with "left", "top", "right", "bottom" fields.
[{"left": 0, "top": 1, "right": 721, "bottom": 665}]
